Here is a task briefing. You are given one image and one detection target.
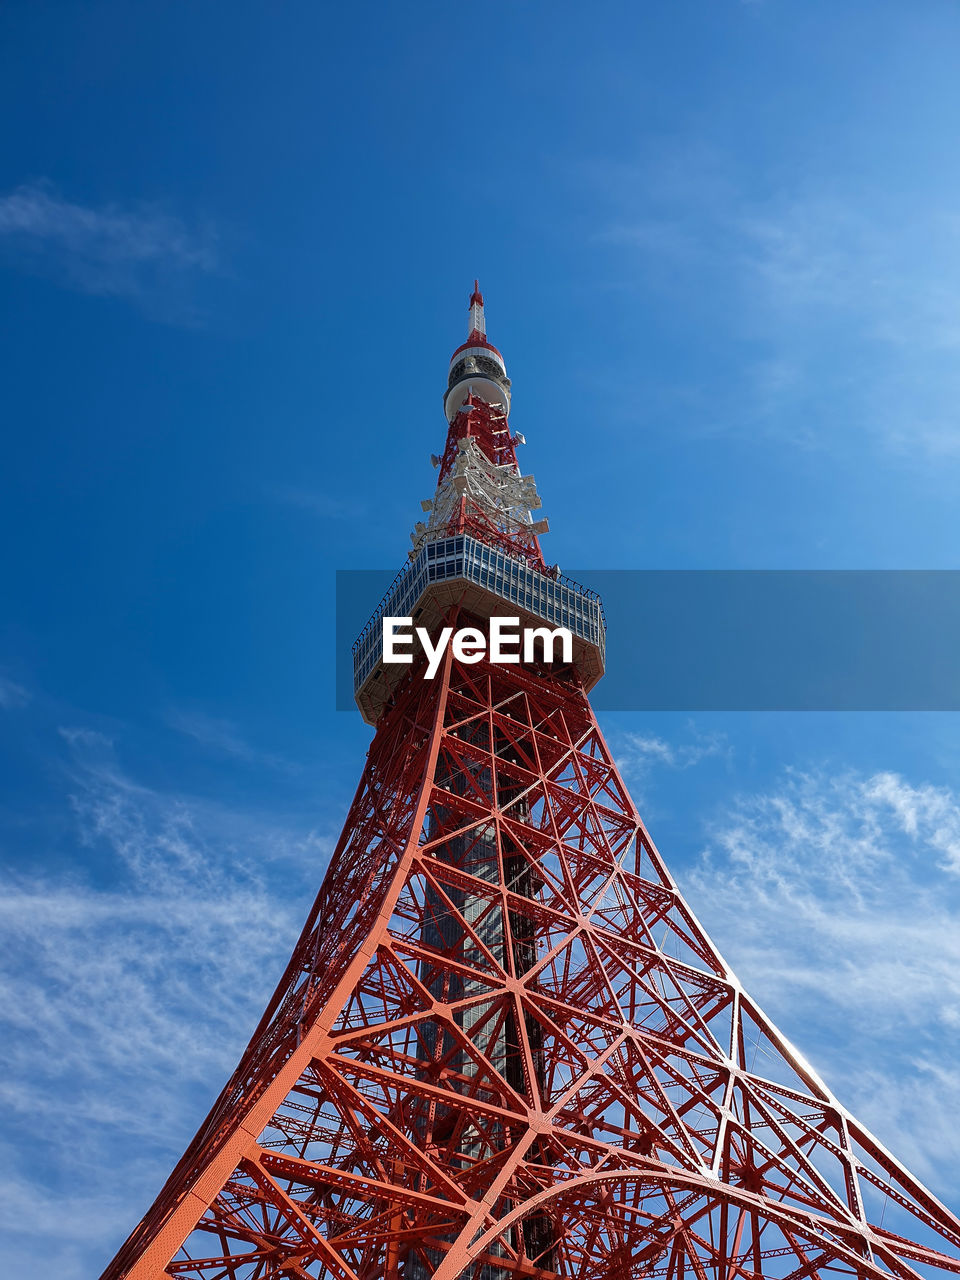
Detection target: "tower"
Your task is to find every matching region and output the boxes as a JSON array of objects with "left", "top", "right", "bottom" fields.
[{"left": 102, "top": 290, "right": 960, "bottom": 1280}]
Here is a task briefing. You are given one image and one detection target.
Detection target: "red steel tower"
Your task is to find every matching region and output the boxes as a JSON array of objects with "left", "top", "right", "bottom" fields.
[{"left": 103, "top": 288, "right": 960, "bottom": 1280}]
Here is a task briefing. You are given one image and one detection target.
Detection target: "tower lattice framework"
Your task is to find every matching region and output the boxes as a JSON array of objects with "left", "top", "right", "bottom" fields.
[{"left": 102, "top": 288, "right": 960, "bottom": 1280}]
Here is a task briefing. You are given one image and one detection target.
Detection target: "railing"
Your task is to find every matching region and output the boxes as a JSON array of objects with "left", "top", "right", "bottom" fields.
[{"left": 353, "top": 536, "right": 605, "bottom": 694}]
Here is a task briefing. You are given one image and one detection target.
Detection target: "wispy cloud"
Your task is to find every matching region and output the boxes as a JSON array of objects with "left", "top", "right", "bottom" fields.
[
  {"left": 0, "top": 180, "right": 219, "bottom": 319},
  {"left": 272, "top": 485, "right": 364, "bottom": 521},
  {"left": 0, "top": 726, "right": 329, "bottom": 1276},
  {"left": 0, "top": 677, "right": 30, "bottom": 710},
  {"left": 685, "top": 765, "right": 960, "bottom": 1189},
  {"left": 619, "top": 728, "right": 728, "bottom": 770},
  {"left": 165, "top": 707, "right": 296, "bottom": 772},
  {"left": 612, "top": 725, "right": 729, "bottom": 799},
  {"left": 595, "top": 154, "right": 960, "bottom": 461},
  {"left": 737, "top": 198, "right": 960, "bottom": 360}
]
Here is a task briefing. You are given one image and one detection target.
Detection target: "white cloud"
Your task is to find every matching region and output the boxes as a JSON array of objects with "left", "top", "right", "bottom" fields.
[
  {"left": 0, "top": 180, "right": 219, "bottom": 315},
  {"left": 0, "top": 728, "right": 330, "bottom": 1276},
  {"left": 165, "top": 707, "right": 295, "bottom": 772},
  {"left": 57, "top": 725, "right": 112, "bottom": 749},
  {"left": 0, "top": 677, "right": 29, "bottom": 709},
  {"left": 596, "top": 155, "right": 960, "bottom": 461},
  {"left": 612, "top": 726, "right": 729, "bottom": 797},
  {"left": 621, "top": 729, "right": 727, "bottom": 770},
  {"left": 863, "top": 769, "right": 960, "bottom": 872},
  {"left": 685, "top": 766, "right": 960, "bottom": 1190},
  {"left": 735, "top": 198, "right": 960, "bottom": 389},
  {"left": 0, "top": 1152, "right": 135, "bottom": 1280}
]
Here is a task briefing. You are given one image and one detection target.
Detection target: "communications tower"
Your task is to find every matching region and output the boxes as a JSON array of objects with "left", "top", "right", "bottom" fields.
[{"left": 102, "top": 288, "right": 960, "bottom": 1280}]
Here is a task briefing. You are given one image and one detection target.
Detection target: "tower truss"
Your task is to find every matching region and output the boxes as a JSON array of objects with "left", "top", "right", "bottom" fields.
[{"left": 101, "top": 289, "right": 960, "bottom": 1280}]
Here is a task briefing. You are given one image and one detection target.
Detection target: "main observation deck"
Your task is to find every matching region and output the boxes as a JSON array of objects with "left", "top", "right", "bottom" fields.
[{"left": 353, "top": 535, "right": 605, "bottom": 725}]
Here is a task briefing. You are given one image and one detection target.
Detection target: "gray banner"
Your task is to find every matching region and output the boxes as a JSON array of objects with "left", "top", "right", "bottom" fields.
[{"left": 336, "top": 570, "right": 960, "bottom": 711}]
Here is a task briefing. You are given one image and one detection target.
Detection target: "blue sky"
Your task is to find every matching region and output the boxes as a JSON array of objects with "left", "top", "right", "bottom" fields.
[{"left": 3, "top": 1, "right": 960, "bottom": 1274}]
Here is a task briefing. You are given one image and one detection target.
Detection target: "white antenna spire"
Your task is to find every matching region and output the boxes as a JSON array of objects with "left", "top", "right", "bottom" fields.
[{"left": 468, "top": 279, "right": 485, "bottom": 338}]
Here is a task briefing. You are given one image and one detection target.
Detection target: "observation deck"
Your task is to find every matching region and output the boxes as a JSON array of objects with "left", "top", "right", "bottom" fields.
[{"left": 353, "top": 534, "right": 605, "bottom": 725}]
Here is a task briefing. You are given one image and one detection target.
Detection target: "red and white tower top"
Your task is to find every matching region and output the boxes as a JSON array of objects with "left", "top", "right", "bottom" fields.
[
  {"left": 410, "top": 283, "right": 547, "bottom": 578},
  {"left": 444, "top": 280, "right": 511, "bottom": 422},
  {"left": 467, "top": 279, "right": 485, "bottom": 339}
]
